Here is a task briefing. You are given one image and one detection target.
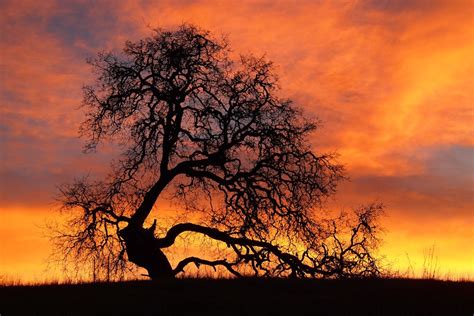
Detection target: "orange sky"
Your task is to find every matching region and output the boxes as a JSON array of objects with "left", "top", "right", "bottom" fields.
[{"left": 1, "top": 0, "right": 473, "bottom": 282}]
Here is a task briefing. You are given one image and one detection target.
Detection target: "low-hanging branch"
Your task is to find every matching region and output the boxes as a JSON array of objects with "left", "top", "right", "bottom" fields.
[
  {"left": 155, "top": 222, "right": 325, "bottom": 276},
  {"left": 173, "top": 257, "right": 243, "bottom": 277},
  {"left": 154, "top": 214, "right": 381, "bottom": 278}
]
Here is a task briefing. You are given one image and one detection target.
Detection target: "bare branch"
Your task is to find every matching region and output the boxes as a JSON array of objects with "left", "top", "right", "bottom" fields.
[{"left": 52, "top": 24, "right": 382, "bottom": 280}]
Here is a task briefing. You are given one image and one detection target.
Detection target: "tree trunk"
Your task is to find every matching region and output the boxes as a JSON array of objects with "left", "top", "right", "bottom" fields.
[{"left": 119, "top": 225, "right": 174, "bottom": 279}]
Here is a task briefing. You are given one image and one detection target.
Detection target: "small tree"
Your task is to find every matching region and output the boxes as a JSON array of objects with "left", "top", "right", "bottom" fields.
[{"left": 53, "top": 25, "right": 382, "bottom": 280}]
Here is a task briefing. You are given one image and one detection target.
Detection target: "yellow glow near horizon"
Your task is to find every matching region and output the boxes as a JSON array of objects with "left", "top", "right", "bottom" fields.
[{"left": 0, "top": 206, "right": 472, "bottom": 282}]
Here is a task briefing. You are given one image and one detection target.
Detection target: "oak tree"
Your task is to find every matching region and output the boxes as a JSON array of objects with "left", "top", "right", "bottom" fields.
[{"left": 53, "top": 25, "right": 382, "bottom": 280}]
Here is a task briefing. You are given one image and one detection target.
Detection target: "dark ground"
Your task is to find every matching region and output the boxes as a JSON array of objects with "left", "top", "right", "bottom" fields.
[{"left": 0, "top": 278, "right": 473, "bottom": 316}]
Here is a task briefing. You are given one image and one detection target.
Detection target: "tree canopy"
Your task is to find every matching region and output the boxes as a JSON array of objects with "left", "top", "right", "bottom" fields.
[{"left": 53, "top": 25, "right": 382, "bottom": 280}]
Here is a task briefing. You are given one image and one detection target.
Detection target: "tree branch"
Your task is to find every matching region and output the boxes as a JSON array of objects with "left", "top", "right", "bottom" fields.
[{"left": 173, "top": 257, "right": 243, "bottom": 277}]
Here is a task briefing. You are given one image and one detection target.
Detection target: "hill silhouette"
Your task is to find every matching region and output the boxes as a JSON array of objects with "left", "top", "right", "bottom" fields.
[{"left": 1, "top": 278, "right": 473, "bottom": 315}]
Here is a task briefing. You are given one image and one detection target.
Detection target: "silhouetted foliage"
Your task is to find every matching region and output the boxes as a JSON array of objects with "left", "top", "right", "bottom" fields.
[{"left": 52, "top": 24, "right": 382, "bottom": 280}]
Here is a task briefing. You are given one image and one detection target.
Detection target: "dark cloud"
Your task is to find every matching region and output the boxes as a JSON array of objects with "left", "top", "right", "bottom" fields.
[
  {"left": 45, "top": 2, "right": 123, "bottom": 51},
  {"left": 360, "top": 0, "right": 438, "bottom": 13},
  {"left": 0, "top": 113, "right": 114, "bottom": 207},
  {"left": 425, "top": 145, "right": 474, "bottom": 184},
  {"left": 339, "top": 145, "right": 474, "bottom": 219},
  {"left": 0, "top": 169, "right": 62, "bottom": 207}
]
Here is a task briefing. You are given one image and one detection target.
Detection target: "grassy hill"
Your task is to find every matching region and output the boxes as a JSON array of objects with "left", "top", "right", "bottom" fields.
[{"left": 1, "top": 278, "right": 473, "bottom": 315}]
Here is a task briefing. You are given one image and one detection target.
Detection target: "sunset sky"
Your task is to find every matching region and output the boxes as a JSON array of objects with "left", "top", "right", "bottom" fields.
[{"left": 0, "top": 0, "right": 473, "bottom": 282}]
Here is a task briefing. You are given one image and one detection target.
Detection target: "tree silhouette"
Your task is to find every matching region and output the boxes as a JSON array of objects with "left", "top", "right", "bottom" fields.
[{"left": 53, "top": 25, "right": 382, "bottom": 280}]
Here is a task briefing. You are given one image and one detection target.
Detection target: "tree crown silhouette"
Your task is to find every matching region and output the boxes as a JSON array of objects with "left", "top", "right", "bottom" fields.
[{"left": 53, "top": 24, "right": 382, "bottom": 280}]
